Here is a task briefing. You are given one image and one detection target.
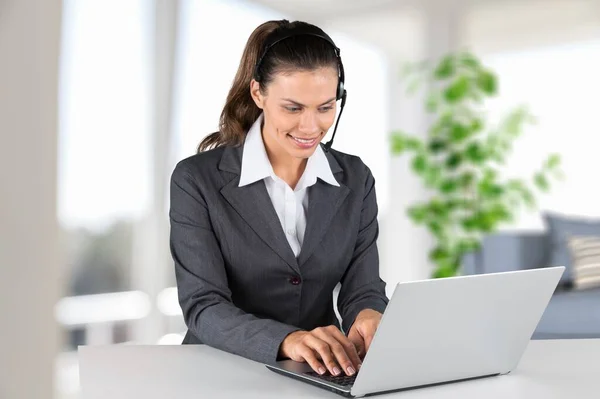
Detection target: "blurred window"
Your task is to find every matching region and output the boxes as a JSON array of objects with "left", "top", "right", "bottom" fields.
[
  {"left": 481, "top": 40, "right": 600, "bottom": 229},
  {"left": 59, "top": 0, "right": 153, "bottom": 352}
]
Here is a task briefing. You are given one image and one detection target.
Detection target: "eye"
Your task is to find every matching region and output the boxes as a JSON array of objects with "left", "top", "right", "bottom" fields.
[
  {"left": 285, "top": 106, "right": 301, "bottom": 113},
  {"left": 319, "top": 106, "right": 334, "bottom": 113}
]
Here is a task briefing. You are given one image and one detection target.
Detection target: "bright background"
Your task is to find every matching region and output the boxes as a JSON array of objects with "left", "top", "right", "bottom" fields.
[{"left": 2, "top": 0, "right": 600, "bottom": 397}]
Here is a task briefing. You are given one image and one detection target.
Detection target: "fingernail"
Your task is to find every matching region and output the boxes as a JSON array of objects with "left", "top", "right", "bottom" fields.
[
  {"left": 357, "top": 363, "right": 362, "bottom": 370},
  {"left": 333, "top": 367, "right": 341, "bottom": 376},
  {"left": 318, "top": 367, "right": 326, "bottom": 375},
  {"left": 347, "top": 366, "right": 356, "bottom": 375}
]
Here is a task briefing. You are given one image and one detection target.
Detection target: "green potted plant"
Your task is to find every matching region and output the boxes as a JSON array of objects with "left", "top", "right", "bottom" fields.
[{"left": 391, "top": 50, "right": 563, "bottom": 278}]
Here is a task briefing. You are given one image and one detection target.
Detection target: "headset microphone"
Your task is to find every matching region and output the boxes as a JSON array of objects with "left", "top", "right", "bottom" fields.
[{"left": 324, "top": 90, "right": 346, "bottom": 152}]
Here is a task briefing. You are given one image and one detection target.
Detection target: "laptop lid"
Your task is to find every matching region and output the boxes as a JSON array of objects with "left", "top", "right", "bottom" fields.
[{"left": 350, "top": 266, "right": 564, "bottom": 397}]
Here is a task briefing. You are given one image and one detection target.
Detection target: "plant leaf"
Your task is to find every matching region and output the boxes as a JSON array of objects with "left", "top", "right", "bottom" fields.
[
  {"left": 390, "top": 134, "right": 407, "bottom": 154},
  {"left": 433, "top": 258, "right": 460, "bottom": 278},
  {"left": 462, "top": 217, "right": 479, "bottom": 232},
  {"left": 440, "top": 179, "right": 459, "bottom": 194},
  {"left": 423, "top": 166, "right": 443, "bottom": 187},
  {"left": 458, "top": 172, "right": 475, "bottom": 188},
  {"left": 444, "top": 76, "right": 470, "bottom": 103},
  {"left": 508, "top": 181, "right": 536, "bottom": 209},
  {"left": 471, "top": 118, "right": 484, "bottom": 133},
  {"left": 487, "top": 203, "right": 512, "bottom": 222},
  {"left": 476, "top": 70, "right": 497, "bottom": 95},
  {"left": 406, "top": 76, "right": 423, "bottom": 95},
  {"left": 457, "top": 238, "right": 482, "bottom": 254},
  {"left": 412, "top": 155, "right": 428, "bottom": 174},
  {"left": 450, "top": 123, "right": 471, "bottom": 142},
  {"left": 534, "top": 173, "right": 550, "bottom": 192},
  {"left": 459, "top": 52, "right": 480, "bottom": 69},
  {"left": 465, "top": 142, "right": 487, "bottom": 164},
  {"left": 391, "top": 133, "right": 422, "bottom": 154},
  {"left": 429, "top": 246, "right": 451, "bottom": 262},
  {"left": 426, "top": 93, "right": 440, "bottom": 113},
  {"left": 434, "top": 55, "right": 455, "bottom": 80},
  {"left": 502, "top": 106, "right": 531, "bottom": 137},
  {"left": 428, "top": 139, "right": 447, "bottom": 153},
  {"left": 426, "top": 221, "right": 444, "bottom": 238},
  {"left": 407, "top": 205, "right": 428, "bottom": 223},
  {"left": 479, "top": 183, "right": 504, "bottom": 199},
  {"left": 545, "top": 153, "right": 561, "bottom": 169},
  {"left": 445, "top": 152, "right": 463, "bottom": 169},
  {"left": 406, "top": 137, "right": 424, "bottom": 151}
]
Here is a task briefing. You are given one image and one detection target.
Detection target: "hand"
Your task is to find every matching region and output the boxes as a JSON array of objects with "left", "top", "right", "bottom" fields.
[
  {"left": 347, "top": 309, "right": 382, "bottom": 360},
  {"left": 279, "top": 325, "right": 362, "bottom": 376}
]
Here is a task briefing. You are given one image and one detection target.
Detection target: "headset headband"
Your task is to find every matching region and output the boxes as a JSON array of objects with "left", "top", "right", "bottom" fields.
[{"left": 253, "top": 25, "right": 345, "bottom": 100}]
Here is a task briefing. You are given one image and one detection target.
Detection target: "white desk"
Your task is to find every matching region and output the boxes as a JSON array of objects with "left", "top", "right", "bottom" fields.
[{"left": 79, "top": 340, "right": 600, "bottom": 398}]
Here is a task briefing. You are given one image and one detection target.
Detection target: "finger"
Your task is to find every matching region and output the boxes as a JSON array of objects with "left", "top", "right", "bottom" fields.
[
  {"left": 313, "top": 328, "right": 356, "bottom": 376},
  {"left": 325, "top": 326, "right": 362, "bottom": 372},
  {"left": 305, "top": 335, "right": 341, "bottom": 376},
  {"left": 347, "top": 328, "right": 366, "bottom": 360},
  {"left": 364, "top": 333, "right": 375, "bottom": 353},
  {"left": 297, "top": 345, "right": 327, "bottom": 375}
]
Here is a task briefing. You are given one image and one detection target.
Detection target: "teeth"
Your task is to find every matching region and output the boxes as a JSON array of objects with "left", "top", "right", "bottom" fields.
[{"left": 292, "top": 136, "right": 315, "bottom": 143}]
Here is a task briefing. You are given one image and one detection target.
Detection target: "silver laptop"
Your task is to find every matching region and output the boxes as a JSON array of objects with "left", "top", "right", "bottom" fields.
[{"left": 266, "top": 266, "right": 565, "bottom": 397}]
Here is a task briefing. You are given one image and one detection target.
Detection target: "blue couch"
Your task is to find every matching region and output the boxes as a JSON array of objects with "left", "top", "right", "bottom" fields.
[{"left": 462, "top": 232, "right": 600, "bottom": 339}]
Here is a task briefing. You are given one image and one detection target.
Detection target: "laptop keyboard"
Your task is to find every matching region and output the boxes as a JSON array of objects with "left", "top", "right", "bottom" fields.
[{"left": 304, "top": 371, "right": 357, "bottom": 387}]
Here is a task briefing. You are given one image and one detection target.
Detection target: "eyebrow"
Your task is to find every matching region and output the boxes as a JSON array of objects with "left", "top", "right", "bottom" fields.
[{"left": 281, "top": 97, "right": 336, "bottom": 107}]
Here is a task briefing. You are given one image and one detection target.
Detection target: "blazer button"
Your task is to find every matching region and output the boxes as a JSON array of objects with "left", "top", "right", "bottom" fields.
[{"left": 289, "top": 276, "right": 301, "bottom": 285}]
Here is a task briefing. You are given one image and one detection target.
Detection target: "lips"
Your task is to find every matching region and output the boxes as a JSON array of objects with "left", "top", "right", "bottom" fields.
[{"left": 288, "top": 134, "right": 319, "bottom": 148}]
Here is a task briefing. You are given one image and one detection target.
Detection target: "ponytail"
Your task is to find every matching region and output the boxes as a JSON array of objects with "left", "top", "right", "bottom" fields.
[{"left": 197, "top": 21, "right": 282, "bottom": 152}]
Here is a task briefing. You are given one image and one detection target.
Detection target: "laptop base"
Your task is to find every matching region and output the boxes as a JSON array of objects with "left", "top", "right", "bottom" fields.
[{"left": 267, "top": 364, "right": 501, "bottom": 397}]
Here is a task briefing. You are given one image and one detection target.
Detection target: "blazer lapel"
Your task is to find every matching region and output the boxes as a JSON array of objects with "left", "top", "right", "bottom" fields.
[
  {"left": 219, "top": 146, "right": 299, "bottom": 273},
  {"left": 298, "top": 151, "right": 350, "bottom": 267}
]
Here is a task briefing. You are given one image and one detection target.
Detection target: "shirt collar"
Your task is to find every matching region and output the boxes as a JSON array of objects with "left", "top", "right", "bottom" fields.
[
  {"left": 238, "top": 114, "right": 274, "bottom": 187},
  {"left": 239, "top": 113, "right": 340, "bottom": 188}
]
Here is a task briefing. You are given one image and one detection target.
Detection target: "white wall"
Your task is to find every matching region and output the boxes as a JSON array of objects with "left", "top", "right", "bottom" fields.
[
  {"left": 465, "top": 0, "right": 600, "bottom": 55},
  {"left": 0, "top": 0, "right": 63, "bottom": 398}
]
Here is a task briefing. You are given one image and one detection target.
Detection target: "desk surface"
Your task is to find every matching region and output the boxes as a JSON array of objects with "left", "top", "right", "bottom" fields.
[{"left": 79, "top": 339, "right": 600, "bottom": 398}]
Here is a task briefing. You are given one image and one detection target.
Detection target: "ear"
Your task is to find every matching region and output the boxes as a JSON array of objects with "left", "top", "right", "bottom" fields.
[{"left": 250, "top": 79, "right": 265, "bottom": 109}]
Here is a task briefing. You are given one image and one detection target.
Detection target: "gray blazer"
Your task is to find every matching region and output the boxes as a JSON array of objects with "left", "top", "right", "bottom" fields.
[{"left": 169, "top": 143, "right": 389, "bottom": 364}]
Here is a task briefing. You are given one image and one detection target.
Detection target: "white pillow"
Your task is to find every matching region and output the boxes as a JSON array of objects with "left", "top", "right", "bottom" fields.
[{"left": 567, "top": 235, "right": 600, "bottom": 290}]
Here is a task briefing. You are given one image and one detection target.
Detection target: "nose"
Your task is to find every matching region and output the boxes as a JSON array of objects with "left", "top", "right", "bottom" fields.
[{"left": 298, "top": 111, "right": 320, "bottom": 136}]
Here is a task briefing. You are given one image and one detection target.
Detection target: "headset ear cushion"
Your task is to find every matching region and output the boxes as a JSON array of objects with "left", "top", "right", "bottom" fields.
[{"left": 337, "top": 81, "right": 344, "bottom": 100}]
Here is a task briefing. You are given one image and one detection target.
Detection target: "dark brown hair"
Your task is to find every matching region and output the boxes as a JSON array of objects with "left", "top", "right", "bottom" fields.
[{"left": 197, "top": 19, "right": 340, "bottom": 152}]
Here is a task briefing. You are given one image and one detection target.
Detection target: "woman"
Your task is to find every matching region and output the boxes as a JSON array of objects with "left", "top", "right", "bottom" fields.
[{"left": 169, "top": 19, "right": 388, "bottom": 378}]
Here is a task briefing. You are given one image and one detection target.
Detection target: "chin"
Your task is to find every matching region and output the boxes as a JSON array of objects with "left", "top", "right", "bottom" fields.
[
  {"left": 288, "top": 141, "right": 320, "bottom": 156},
  {"left": 291, "top": 148, "right": 316, "bottom": 159}
]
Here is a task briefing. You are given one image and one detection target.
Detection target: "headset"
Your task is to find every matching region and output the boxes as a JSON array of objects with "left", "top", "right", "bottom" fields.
[{"left": 253, "top": 24, "right": 347, "bottom": 152}]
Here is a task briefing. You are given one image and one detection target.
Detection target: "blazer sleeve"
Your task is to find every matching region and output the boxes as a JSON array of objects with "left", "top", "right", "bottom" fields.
[
  {"left": 169, "top": 162, "right": 302, "bottom": 364},
  {"left": 337, "top": 165, "right": 389, "bottom": 334}
]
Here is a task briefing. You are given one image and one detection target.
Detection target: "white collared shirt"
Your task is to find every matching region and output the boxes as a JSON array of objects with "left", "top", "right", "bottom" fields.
[{"left": 238, "top": 113, "right": 340, "bottom": 257}]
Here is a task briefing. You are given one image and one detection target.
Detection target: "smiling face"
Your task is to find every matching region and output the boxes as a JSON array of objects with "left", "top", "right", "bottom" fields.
[{"left": 250, "top": 67, "right": 338, "bottom": 161}]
